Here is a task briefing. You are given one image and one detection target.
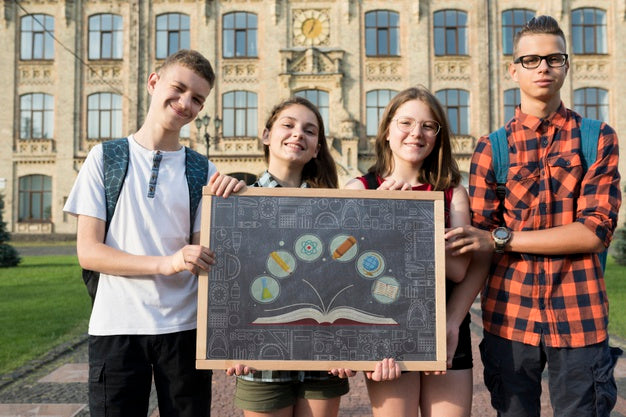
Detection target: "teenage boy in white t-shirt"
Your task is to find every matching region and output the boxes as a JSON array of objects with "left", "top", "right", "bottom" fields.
[{"left": 64, "top": 49, "right": 244, "bottom": 417}]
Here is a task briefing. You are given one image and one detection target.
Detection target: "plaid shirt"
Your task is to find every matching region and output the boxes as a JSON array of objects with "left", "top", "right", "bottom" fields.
[{"left": 469, "top": 103, "right": 621, "bottom": 348}]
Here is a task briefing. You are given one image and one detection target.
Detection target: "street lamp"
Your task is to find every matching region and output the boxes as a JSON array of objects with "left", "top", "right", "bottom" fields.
[{"left": 194, "top": 114, "right": 222, "bottom": 159}]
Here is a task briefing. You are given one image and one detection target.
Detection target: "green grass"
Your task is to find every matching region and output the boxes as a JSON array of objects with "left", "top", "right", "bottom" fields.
[
  {"left": 606, "top": 256, "right": 626, "bottom": 340},
  {"left": 0, "top": 255, "right": 90, "bottom": 375}
]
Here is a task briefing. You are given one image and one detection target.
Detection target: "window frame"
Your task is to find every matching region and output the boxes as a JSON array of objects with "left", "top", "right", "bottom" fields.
[
  {"left": 501, "top": 9, "right": 535, "bottom": 55},
  {"left": 222, "top": 91, "right": 258, "bottom": 138},
  {"left": 20, "top": 93, "right": 54, "bottom": 140},
  {"left": 18, "top": 174, "right": 52, "bottom": 223},
  {"left": 223, "top": 11, "right": 258, "bottom": 58},
  {"left": 295, "top": 89, "right": 330, "bottom": 136},
  {"left": 87, "top": 92, "right": 123, "bottom": 140},
  {"left": 366, "top": 89, "right": 398, "bottom": 136},
  {"left": 433, "top": 9, "right": 468, "bottom": 56},
  {"left": 88, "top": 13, "right": 123, "bottom": 60},
  {"left": 20, "top": 14, "right": 55, "bottom": 60},
  {"left": 364, "top": 10, "right": 400, "bottom": 57},
  {"left": 571, "top": 8, "right": 608, "bottom": 55},
  {"left": 503, "top": 88, "right": 521, "bottom": 124},
  {"left": 435, "top": 89, "right": 470, "bottom": 135},
  {"left": 574, "top": 87, "right": 609, "bottom": 122},
  {"left": 155, "top": 13, "right": 190, "bottom": 59}
]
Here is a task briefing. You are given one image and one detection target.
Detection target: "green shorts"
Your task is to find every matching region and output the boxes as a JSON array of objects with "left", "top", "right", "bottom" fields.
[{"left": 234, "top": 375, "right": 349, "bottom": 412}]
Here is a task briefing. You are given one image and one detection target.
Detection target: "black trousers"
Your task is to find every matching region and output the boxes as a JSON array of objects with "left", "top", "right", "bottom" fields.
[{"left": 88, "top": 329, "right": 212, "bottom": 417}]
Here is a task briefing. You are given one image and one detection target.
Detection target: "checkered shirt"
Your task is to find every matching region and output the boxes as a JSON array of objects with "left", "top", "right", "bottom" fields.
[{"left": 469, "top": 103, "right": 621, "bottom": 348}]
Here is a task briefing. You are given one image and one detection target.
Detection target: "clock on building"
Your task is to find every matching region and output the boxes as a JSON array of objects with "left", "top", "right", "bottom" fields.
[{"left": 293, "top": 9, "right": 330, "bottom": 46}]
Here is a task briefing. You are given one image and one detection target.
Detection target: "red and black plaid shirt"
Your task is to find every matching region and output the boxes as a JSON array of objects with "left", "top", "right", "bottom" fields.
[{"left": 469, "top": 103, "right": 621, "bottom": 347}]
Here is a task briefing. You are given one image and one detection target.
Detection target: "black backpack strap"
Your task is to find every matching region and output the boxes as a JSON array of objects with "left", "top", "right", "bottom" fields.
[
  {"left": 102, "top": 138, "right": 130, "bottom": 234},
  {"left": 184, "top": 147, "right": 209, "bottom": 237},
  {"left": 363, "top": 172, "right": 379, "bottom": 190}
]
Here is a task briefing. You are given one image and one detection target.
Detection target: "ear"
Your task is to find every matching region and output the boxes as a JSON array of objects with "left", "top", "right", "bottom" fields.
[
  {"left": 147, "top": 72, "right": 159, "bottom": 95},
  {"left": 261, "top": 128, "right": 271, "bottom": 145},
  {"left": 508, "top": 62, "right": 518, "bottom": 82}
]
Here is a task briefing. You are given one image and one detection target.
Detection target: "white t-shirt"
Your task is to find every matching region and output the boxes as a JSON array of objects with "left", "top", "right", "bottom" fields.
[{"left": 63, "top": 135, "right": 216, "bottom": 336}]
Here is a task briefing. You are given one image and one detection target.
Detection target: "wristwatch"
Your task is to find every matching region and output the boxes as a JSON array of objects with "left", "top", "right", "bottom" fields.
[{"left": 492, "top": 227, "right": 512, "bottom": 253}]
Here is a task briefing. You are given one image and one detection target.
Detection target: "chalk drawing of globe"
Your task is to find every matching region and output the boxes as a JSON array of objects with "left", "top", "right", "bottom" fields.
[{"left": 356, "top": 251, "right": 385, "bottom": 279}]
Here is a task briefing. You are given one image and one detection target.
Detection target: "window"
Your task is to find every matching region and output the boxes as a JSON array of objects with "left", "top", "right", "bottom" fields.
[
  {"left": 503, "top": 88, "right": 521, "bottom": 123},
  {"left": 20, "top": 93, "right": 54, "bottom": 139},
  {"left": 18, "top": 175, "right": 52, "bottom": 222},
  {"left": 435, "top": 89, "right": 469, "bottom": 135},
  {"left": 572, "top": 8, "right": 607, "bottom": 54},
  {"left": 222, "top": 91, "right": 257, "bottom": 137},
  {"left": 574, "top": 87, "right": 609, "bottom": 121},
  {"left": 502, "top": 9, "right": 535, "bottom": 55},
  {"left": 295, "top": 90, "right": 329, "bottom": 135},
  {"left": 156, "top": 13, "right": 190, "bottom": 59},
  {"left": 88, "top": 14, "right": 123, "bottom": 60},
  {"left": 365, "top": 10, "right": 399, "bottom": 56},
  {"left": 366, "top": 90, "right": 398, "bottom": 136},
  {"left": 223, "top": 12, "right": 258, "bottom": 58},
  {"left": 20, "top": 14, "right": 54, "bottom": 60},
  {"left": 87, "top": 93, "right": 122, "bottom": 139},
  {"left": 434, "top": 10, "right": 467, "bottom": 56}
]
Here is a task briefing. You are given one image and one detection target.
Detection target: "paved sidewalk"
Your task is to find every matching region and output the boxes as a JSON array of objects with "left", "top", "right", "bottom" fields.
[{"left": 1, "top": 305, "right": 625, "bottom": 416}]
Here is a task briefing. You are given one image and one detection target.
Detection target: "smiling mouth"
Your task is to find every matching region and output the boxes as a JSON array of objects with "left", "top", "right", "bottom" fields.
[{"left": 284, "top": 142, "right": 305, "bottom": 150}]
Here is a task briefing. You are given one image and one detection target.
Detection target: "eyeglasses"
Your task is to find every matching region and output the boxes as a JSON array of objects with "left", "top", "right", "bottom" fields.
[
  {"left": 392, "top": 117, "right": 441, "bottom": 136},
  {"left": 513, "top": 53, "right": 568, "bottom": 69}
]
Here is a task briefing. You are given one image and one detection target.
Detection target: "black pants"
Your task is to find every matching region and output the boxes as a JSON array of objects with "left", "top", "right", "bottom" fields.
[
  {"left": 88, "top": 330, "right": 212, "bottom": 417},
  {"left": 480, "top": 331, "right": 621, "bottom": 417}
]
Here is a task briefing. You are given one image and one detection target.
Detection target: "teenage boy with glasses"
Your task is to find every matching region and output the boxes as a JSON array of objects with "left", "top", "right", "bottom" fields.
[{"left": 446, "top": 15, "right": 621, "bottom": 416}]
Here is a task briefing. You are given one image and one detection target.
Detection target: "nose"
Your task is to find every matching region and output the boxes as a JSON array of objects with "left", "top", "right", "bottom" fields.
[
  {"left": 179, "top": 93, "right": 192, "bottom": 109},
  {"left": 408, "top": 123, "right": 423, "bottom": 136},
  {"left": 536, "top": 57, "right": 551, "bottom": 71}
]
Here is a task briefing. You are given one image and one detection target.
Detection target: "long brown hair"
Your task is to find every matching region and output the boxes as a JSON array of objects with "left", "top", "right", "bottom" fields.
[
  {"left": 369, "top": 86, "right": 461, "bottom": 191},
  {"left": 262, "top": 96, "right": 338, "bottom": 188}
]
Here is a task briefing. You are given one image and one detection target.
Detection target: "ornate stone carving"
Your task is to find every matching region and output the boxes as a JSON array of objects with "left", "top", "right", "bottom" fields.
[
  {"left": 283, "top": 47, "right": 343, "bottom": 75},
  {"left": 17, "top": 139, "right": 56, "bottom": 155},
  {"left": 451, "top": 135, "right": 475, "bottom": 155},
  {"left": 365, "top": 60, "right": 401, "bottom": 82},
  {"left": 434, "top": 59, "right": 471, "bottom": 81},
  {"left": 219, "top": 138, "right": 262, "bottom": 155},
  {"left": 87, "top": 63, "right": 123, "bottom": 84},
  {"left": 573, "top": 58, "right": 610, "bottom": 81},
  {"left": 19, "top": 63, "right": 54, "bottom": 85},
  {"left": 222, "top": 61, "right": 258, "bottom": 83}
]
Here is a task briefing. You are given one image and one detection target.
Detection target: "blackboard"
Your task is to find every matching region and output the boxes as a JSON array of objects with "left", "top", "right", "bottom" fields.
[{"left": 196, "top": 188, "right": 446, "bottom": 371}]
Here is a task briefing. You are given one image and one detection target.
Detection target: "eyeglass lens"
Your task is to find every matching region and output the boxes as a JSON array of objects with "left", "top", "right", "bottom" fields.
[
  {"left": 395, "top": 118, "right": 440, "bottom": 135},
  {"left": 517, "top": 54, "right": 567, "bottom": 69}
]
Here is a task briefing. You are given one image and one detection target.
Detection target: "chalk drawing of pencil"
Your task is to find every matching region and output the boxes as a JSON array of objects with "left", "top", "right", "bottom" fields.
[
  {"left": 332, "top": 236, "right": 357, "bottom": 259},
  {"left": 270, "top": 251, "right": 291, "bottom": 273}
]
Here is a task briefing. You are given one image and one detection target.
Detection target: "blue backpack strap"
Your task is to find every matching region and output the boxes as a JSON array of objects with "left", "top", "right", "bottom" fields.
[
  {"left": 102, "top": 138, "right": 130, "bottom": 234},
  {"left": 488, "top": 126, "right": 509, "bottom": 201},
  {"left": 580, "top": 117, "right": 602, "bottom": 172},
  {"left": 184, "top": 147, "right": 209, "bottom": 237},
  {"left": 580, "top": 117, "right": 606, "bottom": 271}
]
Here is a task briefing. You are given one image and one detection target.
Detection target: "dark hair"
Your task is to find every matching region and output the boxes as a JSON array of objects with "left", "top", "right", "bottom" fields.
[
  {"left": 263, "top": 96, "right": 338, "bottom": 189},
  {"left": 513, "top": 15, "right": 566, "bottom": 57},
  {"left": 159, "top": 49, "right": 216, "bottom": 88},
  {"left": 369, "top": 86, "right": 461, "bottom": 191}
]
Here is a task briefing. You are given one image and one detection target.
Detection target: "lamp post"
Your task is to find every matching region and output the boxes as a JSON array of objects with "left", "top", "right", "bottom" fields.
[{"left": 194, "top": 114, "right": 222, "bottom": 159}]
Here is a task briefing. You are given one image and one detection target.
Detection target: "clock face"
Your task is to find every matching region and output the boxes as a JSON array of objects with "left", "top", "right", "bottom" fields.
[{"left": 293, "top": 9, "right": 329, "bottom": 46}]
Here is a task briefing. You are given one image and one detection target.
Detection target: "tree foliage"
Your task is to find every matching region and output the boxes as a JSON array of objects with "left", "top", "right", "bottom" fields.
[{"left": 0, "top": 194, "right": 21, "bottom": 267}]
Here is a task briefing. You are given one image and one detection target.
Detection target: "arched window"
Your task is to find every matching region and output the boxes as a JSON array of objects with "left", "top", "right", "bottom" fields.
[
  {"left": 574, "top": 87, "right": 609, "bottom": 122},
  {"left": 434, "top": 10, "right": 468, "bottom": 56},
  {"left": 20, "top": 14, "right": 54, "bottom": 60},
  {"left": 156, "top": 13, "right": 190, "bottom": 59},
  {"left": 223, "top": 12, "right": 258, "bottom": 58},
  {"left": 295, "top": 90, "right": 329, "bottom": 135},
  {"left": 88, "top": 14, "right": 123, "bottom": 60},
  {"left": 503, "top": 88, "right": 521, "bottom": 123},
  {"left": 365, "top": 10, "right": 400, "bottom": 56},
  {"left": 19, "top": 175, "right": 52, "bottom": 222},
  {"left": 222, "top": 91, "right": 258, "bottom": 137},
  {"left": 20, "top": 93, "right": 54, "bottom": 139},
  {"left": 435, "top": 89, "right": 469, "bottom": 135},
  {"left": 87, "top": 93, "right": 123, "bottom": 139},
  {"left": 366, "top": 90, "right": 398, "bottom": 136},
  {"left": 572, "top": 8, "right": 607, "bottom": 54},
  {"left": 501, "top": 9, "right": 535, "bottom": 55}
]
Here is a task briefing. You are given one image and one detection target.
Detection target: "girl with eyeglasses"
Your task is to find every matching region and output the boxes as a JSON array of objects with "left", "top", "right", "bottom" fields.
[{"left": 343, "top": 86, "right": 474, "bottom": 417}]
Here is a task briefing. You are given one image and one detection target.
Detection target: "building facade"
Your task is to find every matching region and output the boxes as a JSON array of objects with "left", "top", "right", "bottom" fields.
[{"left": 1, "top": 0, "right": 625, "bottom": 235}]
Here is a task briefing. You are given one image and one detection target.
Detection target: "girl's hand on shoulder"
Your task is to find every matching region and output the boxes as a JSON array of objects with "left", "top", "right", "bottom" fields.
[
  {"left": 329, "top": 368, "right": 356, "bottom": 378},
  {"left": 378, "top": 179, "right": 412, "bottom": 191},
  {"left": 225, "top": 364, "right": 256, "bottom": 376},
  {"left": 209, "top": 172, "right": 247, "bottom": 198},
  {"left": 364, "top": 358, "right": 402, "bottom": 381}
]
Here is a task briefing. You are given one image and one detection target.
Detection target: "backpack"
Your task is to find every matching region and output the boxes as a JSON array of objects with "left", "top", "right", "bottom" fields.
[
  {"left": 81, "top": 137, "right": 209, "bottom": 303},
  {"left": 488, "top": 117, "right": 607, "bottom": 271}
]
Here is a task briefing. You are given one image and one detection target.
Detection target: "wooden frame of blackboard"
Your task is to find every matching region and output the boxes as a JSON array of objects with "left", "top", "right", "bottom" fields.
[{"left": 196, "top": 187, "right": 446, "bottom": 371}]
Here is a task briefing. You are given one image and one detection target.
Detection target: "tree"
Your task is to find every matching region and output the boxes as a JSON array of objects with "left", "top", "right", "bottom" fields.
[{"left": 0, "top": 194, "right": 21, "bottom": 267}]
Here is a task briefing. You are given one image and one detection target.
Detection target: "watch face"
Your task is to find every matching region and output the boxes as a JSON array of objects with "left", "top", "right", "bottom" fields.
[{"left": 493, "top": 228, "right": 509, "bottom": 240}]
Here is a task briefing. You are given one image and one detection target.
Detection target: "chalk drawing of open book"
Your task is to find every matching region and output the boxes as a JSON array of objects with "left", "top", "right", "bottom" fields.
[{"left": 252, "top": 280, "right": 398, "bottom": 326}]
